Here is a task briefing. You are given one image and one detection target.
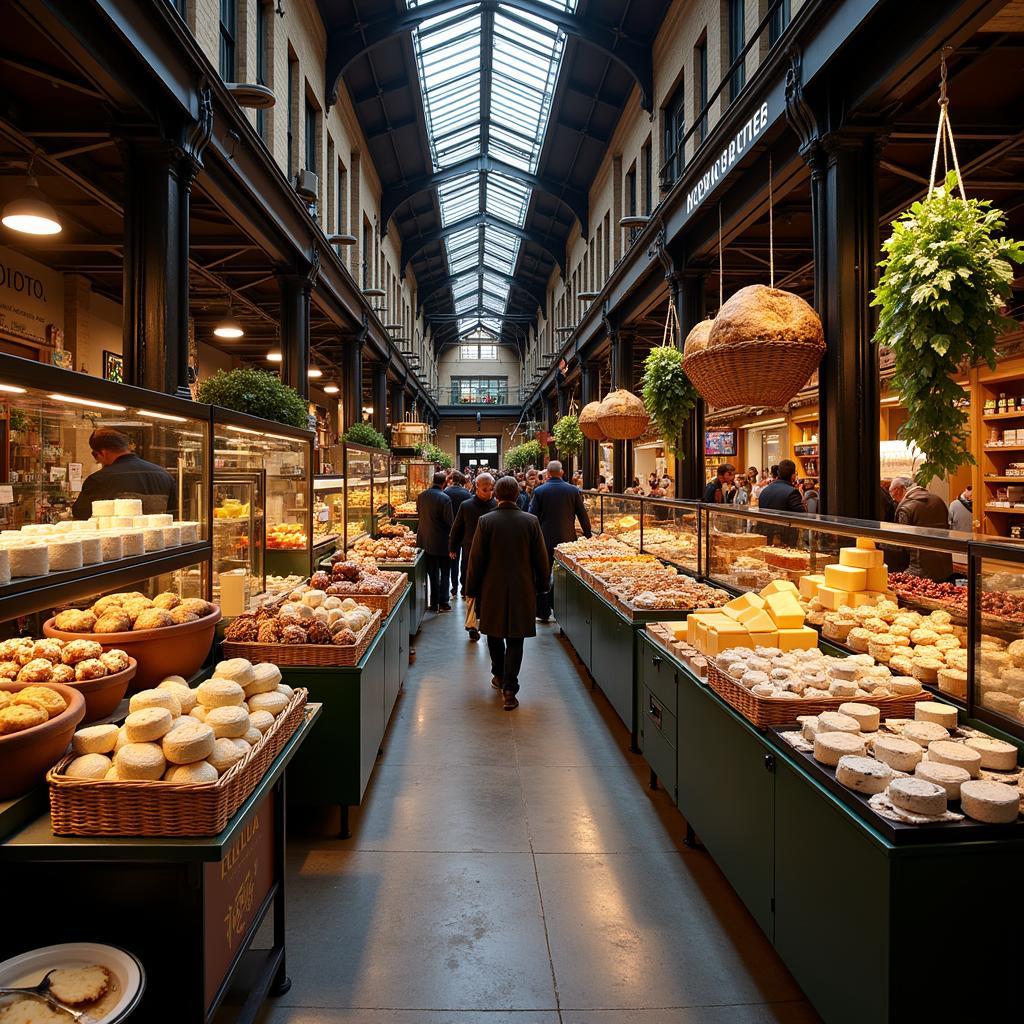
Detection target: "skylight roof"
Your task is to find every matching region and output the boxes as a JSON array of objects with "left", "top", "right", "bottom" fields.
[{"left": 411, "top": 0, "right": 574, "bottom": 339}]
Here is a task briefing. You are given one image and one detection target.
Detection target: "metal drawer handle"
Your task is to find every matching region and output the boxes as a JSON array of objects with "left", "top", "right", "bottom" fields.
[
  {"left": 764, "top": 754, "right": 775, "bottom": 772},
  {"left": 648, "top": 698, "right": 662, "bottom": 727},
  {"left": 651, "top": 655, "right": 663, "bottom": 667}
]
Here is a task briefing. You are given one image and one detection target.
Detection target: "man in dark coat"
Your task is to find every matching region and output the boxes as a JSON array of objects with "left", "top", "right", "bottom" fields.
[
  {"left": 528, "top": 460, "right": 592, "bottom": 622},
  {"left": 887, "top": 476, "right": 954, "bottom": 581},
  {"left": 754, "top": 458, "right": 804, "bottom": 547},
  {"left": 416, "top": 471, "right": 454, "bottom": 612},
  {"left": 449, "top": 472, "right": 497, "bottom": 640},
  {"left": 465, "top": 475, "right": 550, "bottom": 710},
  {"left": 445, "top": 471, "right": 473, "bottom": 597},
  {"left": 72, "top": 427, "right": 177, "bottom": 519}
]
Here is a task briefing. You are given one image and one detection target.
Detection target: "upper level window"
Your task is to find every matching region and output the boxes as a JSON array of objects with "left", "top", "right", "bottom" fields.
[
  {"left": 695, "top": 37, "right": 708, "bottom": 143},
  {"left": 461, "top": 343, "right": 498, "bottom": 360},
  {"left": 256, "top": 2, "right": 269, "bottom": 140},
  {"left": 769, "top": 0, "right": 791, "bottom": 45},
  {"left": 168, "top": 0, "right": 186, "bottom": 16},
  {"left": 728, "top": 0, "right": 746, "bottom": 102},
  {"left": 641, "top": 140, "right": 652, "bottom": 215},
  {"left": 219, "top": 0, "right": 236, "bottom": 81},
  {"left": 305, "top": 97, "right": 317, "bottom": 171},
  {"left": 663, "top": 79, "right": 686, "bottom": 189}
]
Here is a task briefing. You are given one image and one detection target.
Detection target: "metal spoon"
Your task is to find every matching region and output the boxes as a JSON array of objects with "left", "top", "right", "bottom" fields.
[{"left": 0, "top": 969, "right": 97, "bottom": 1022}]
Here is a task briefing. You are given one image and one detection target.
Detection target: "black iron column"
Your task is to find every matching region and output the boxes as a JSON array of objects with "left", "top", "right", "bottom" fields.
[
  {"left": 391, "top": 380, "right": 406, "bottom": 425},
  {"left": 581, "top": 360, "right": 599, "bottom": 488},
  {"left": 372, "top": 363, "right": 388, "bottom": 434},
  {"left": 341, "top": 316, "right": 366, "bottom": 432},
  {"left": 543, "top": 392, "right": 556, "bottom": 465},
  {"left": 679, "top": 271, "right": 707, "bottom": 498},
  {"left": 277, "top": 256, "right": 317, "bottom": 400},
  {"left": 609, "top": 324, "right": 635, "bottom": 491}
]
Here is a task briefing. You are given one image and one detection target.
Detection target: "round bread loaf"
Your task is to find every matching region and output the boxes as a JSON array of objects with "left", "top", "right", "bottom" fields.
[
  {"left": 115, "top": 742, "right": 166, "bottom": 781},
  {"left": 72, "top": 723, "right": 119, "bottom": 755},
  {"left": 231, "top": 738, "right": 252, "bottom": 754},
  {"left": 197, "top": 678, "right": 245, "bottom": 709},
  {"left": 706, "top": 285, "right": 824, "bottom": 350},
  {"left": 163, "top": 718, "right": 216, "bottom": 764},
  {"left": 889, "top": 777, "right": 947, "bottom": 816},
  {"left": 165, "top": 761, "right": 219, "bottom": 784},
  {"left": 248, "top": 709, "right": 275, "bottom": 734},
  {"left": 244, "top": 726, "right": 263, "bottom": 745},
  {"left": 247, "top": 690, "right": 288, "bottom": 716},
  {"left": 214, "top": 658, "right": 255, "bottom": 689},
  {"left": 276, "top": 683, "right": 294, "bottom": 697},
  {"left": 245, "top": 662, "right": 282, "bottom": 696},
  {"left": 205, "top": 705, "right": 250, "bottom": 739},
  {"left": 682, "top": 317, "right": 714, "bottom": 357},
  {"left": 125, "top": 707, "right": 174, "bottom": 743},
  {"left": 158, "top": 678, "right": 197, "bottom": 713},
  {"left": 189, "top": 705, "right": 208, "bottom": 722},
  {"left": 208, "top": 736, "right": 246, "bottom": 775},
  {"left": 65, "top": 753, "right": 112, "bottom": 780},
  {"left": 129, "top": 688, "right": 181, "bottom": 717}
]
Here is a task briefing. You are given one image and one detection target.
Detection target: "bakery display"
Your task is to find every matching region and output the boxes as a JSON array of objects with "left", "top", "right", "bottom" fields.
[
  {"left": 392, "top": 501, "right": 418, "bottom": 517},
  {"left": 341, "top": 532, "right": 417, "bottom": 563},
  {"left": 266, "top": 523, "right": 307, "bottom": 549},
  {"left": 48, "top": 593, "right": 216, "bottom": 633}
]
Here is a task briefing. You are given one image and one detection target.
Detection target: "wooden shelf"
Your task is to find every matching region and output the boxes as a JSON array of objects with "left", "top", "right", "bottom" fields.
[
  {"left": 984, "top": 476, "right": 1024, "bottom": 483},
  {"left": 982, "top": 411, "right": 1024, "bottom": 421},
  {"left": 984, "top": 505, "right": 1024, "bottom": 514},
  {"left": 984, "top": 445, "right": 1024, "bottom": 452}
]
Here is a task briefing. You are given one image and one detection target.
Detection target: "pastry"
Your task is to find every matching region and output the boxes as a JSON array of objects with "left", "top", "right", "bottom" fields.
[
  {"left": 134, "top": 608, "right": 175, "bottom": 630},
  {"left": 61, "top": 639, "right": 104, "bottom": 665},
  {"left": 16, "top": 658, "right": 53, "bottom": 682},
  {"left": 0, "top": 661, "right": 19, "bottom": 680},
  {"left": 54, "top": 608, "right": 96, "bottom": 632},
  {"left": 0, "top": 703, "right": 48, "bottom": 733},
  {"left": 99, "top": 649, "right": 131, "bottom": 674},
  {"left": 180, "top": 597, "right": 214, "bottom": 617},
  {"left": 75, "top": 658, "right": 110, "bottom": 681},
  {"left": 197, "top": 678, "right": 245, "bottom": 709},
  {"left": 153, "top": 592, "right": 181, "bottom": 610},
  {"left": 47, "top": 965, "right": 111, "bottom": 1006},
  {"left": 72, "top": 723, "right": 119, "bottom": 755},
  {"left": 124, "top": 707, "right": 174, "bottom": 743},
  {"left": 65, "top": 753, "right": 112, "bottom": 780},
  {"left": 115, "top": 741, "right": 166, "bottom": 780},
  {"left": 14, "top": 685, "right": 66, "bottom": 717},
  {"left": 95, "top": 611, "right": 133, "bottom": 633},
  {"left": 205, "top": 705, "right": 250, "bottom": 739},
  {"left": 170, "top": 608, "right": 200, "bottom": 625},
  {"left": 163, "top": 718, "right": 216, "bottom": 764}
]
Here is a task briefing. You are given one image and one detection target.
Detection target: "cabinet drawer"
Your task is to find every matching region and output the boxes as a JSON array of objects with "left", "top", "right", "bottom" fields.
[
  {"left": 641, "top": 642, "right": 677, "bottom": 717},
  {"left": 640, "top": 685, "right": 677, "bottom": 793}
]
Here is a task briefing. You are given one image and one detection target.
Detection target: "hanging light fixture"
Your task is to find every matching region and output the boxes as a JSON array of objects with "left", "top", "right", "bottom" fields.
[
  {"left": 266, "top": 349, "right": 283, "bottom": 363},
  {"left": 213, "top": 296, "right": 244, "bottom": 339},
  {"left": 308, "top": 366, "right": 323, "bottom": 379},
  {"left": 2, "top": 154, "right": 62, "bottom": 236},
  {"left": 323, "top": 383, "right": 339, "bottom": 394}
]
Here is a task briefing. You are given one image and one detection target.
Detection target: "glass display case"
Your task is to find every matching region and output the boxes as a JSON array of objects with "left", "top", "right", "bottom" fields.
[
  {"left": 212, "top": 408, "right": 313, "bottom": 591},
  {"left": 391, "top": 457, "right": 434, "bottom": 519},
  {"left": 0, "top": 353, "right": 211, "bottom": 620},
  {"left": 342, "top": 444, "right": 373, "bottom": 548}
]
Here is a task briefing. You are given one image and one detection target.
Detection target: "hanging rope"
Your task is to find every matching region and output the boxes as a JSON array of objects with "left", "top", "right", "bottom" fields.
[
  {"left": 768, "top": 151, "right": 775, "bottom": 289},
  {"left": 717, "top": 202, "right": 724, "bottom": 310},
  {"left": 662, "top": 293, "right": 681, "bottom": 349},
  {"left": 928, "top": 46, "right": 967, "bottom": 200}
]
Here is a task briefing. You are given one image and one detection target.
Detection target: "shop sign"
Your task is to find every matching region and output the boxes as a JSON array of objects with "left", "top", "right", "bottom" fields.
[
  {"left": 0, "top": 245, "right": 63, "bottom": 344},
  {"left": 685, "top": 100, "right": 771, "bottom": 218},
  {"left": 203, "top": 792, "right": 276, "bottom": 1011}
]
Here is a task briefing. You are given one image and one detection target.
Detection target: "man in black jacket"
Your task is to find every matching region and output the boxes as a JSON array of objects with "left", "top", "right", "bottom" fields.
[
  {"left": 754, "top": 458, "right": 804, "bottom": 546},
  {"left": 416, "top": 472, "right": 454, "bottom": 612},
  {"left": 72, "top": 427, "right": 177, "bottom": 519},
  {"left": 450, "top": 473, "right": 497, "bottom": 639},
  {"left": 445, "top": 471, "right": 473, "bottom": 597},
  {"left": 465, "top": 475, "right": 550, "bottom": 709},
  {"left": 528, "top": 460, "right": 592, "bottom": 622}
]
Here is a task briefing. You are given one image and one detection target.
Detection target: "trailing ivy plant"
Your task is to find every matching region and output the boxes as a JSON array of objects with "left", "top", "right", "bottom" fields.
[
  {"left": 551, "top": 414, "right": 584, "bottom": 457},
  {"left": 872, "top": 170, "right": 1024, "bottom": 484},
  {"left": 197, "top": 368, "right": 309, "bottom": 429},
  {"left": 505, "top": 439, "right": 546, "bottom": 471},
  {"left": 343, "top": 421, "right": 389, "bottom": 450},
  {"left": 641, "top": 345, "right": 698, "bottom": 458}
]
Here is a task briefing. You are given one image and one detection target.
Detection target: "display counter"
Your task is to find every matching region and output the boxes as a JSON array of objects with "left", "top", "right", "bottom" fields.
[{"left": 0, "top": 703, "right": 322, "bottom": 1024}]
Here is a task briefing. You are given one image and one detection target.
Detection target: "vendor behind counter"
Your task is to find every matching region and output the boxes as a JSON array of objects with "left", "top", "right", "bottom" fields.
[{"left": 71, "top": 427, "right": 177, "bottom": 520}]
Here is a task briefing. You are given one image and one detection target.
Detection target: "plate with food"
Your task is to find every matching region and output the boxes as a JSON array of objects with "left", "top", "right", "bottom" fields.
[{"left": 0, "top": 944, "right": 144, "bottom": 1023}]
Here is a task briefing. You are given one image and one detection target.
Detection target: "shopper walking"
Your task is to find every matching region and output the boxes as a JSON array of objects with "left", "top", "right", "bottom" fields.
[
  {"left": 949, "top": 486, "right": 973, "bottom": 532},
  {"left": 888, "top": 477, "right": 953, "bottom": 581},
  {"left": 416, "top": 471, "right": 454, "bottom": 612},
  {"left": 465, "top": 475, "right": 550, "bottom": 710},
  {"left": 450, "top": 473, "right": 497, "bottom": 641},
  {"left": 529, "top": 460, "right": 592, "bottom": 622},
  {"left": 445, "top": 471, "right": 473, "bottom": 597}
]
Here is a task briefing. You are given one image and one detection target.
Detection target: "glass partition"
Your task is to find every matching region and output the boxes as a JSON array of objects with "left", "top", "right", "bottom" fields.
[
  {"left": 342, "top": 444, "right": 373, "bottom": 549},
  {"left": 372, "top": 450, "right": 391, "bottom": 529},
  {"left": 312, "top": 476, "right": 344, "bottom": 546},
  {"left": 388, "top": 455, "right": 410, "bottom": 511},
  {"left": 639, "top": 498, "right": 700, "bottom": 575}
]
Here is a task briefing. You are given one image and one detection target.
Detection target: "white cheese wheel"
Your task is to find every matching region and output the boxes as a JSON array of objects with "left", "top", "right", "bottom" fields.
[
  {"left": 890, "top": 677, "right": 922, "bottom": 695},
  {"left": 0, "top": 548, "right": 9, "bottom": 585},
  {"left": 914, "top": 701, "right": 958, "bottom": 729},
  {"left": 142, "top": 527, "right": 165, "bottom": 552},
  {"left": 915, "top": 760, "right": 970, "bottom": 800},
  {"left": 928, "top": 740, "right": 982, "bottom": 778},
  {"left": 208, "top": 736, "right": 246, "bottom": 775},
  {"left": 817, "top": 711, "right": 861, "bottom": 735},
  {"left": 800, "top": 716, "right": 820, "bottom": 743},
  {"left": 959, "top": 779, "right": 1020, "bottom": 824},
  {"left": 828, "top": 680, "right": 859, "bottom": 698},
  {"left": 903, "top": 721, "right": 949, "bottom": 747},
  {"left": 205, "top": 705, "right": 250, "bottom": 739},
  {"left": 247, "top": 690, "right": 288, "bottom": 716},
  {"left": 162, "top": 719, "right": 216, "bottom": 764},
  {"left": 838, "top": 703, "right": 880, "bottom": 732},
  {"left": 158, "top": 679, "right": 197, "bottom": 713},
  {"left": 72, "top": 724, "right": 119, "bottom": 755},
  {"left": 47, "top": 538, "right": 83, "bottom": 571},
  {"left": 129, "top": 688, "right": 181, "bottom": 717},
  {"left": 115, "top": 741, "right": 166, "bottom": 781},
  {"left": 121, "top": 531, "right": 145, "bottom": 556},
  {"left": 79, "top": 535, "right": 103, "bottom": 565},
  {"left": 873, "top": 735, "right": 925, "bottom": 772},
  {"left": 248, "top": 709, "right": 275, "bottom": 734},
  {"left": 164, "top": 760, "right": 218, "bottom": 784},
  {"left": 114, "top": 499, "right": 143, "bottom": 516},
  {"left": 813, "top": 731, "right": 866, "bottom": 766},
  {"left": 65, "top": 753, "right": 112, "bottom": 779},
  {"left": 197, "top": 679, "right": 245, "bottom": 709},
  {"left": 150, "top": 513, "right": 173, "bottom": 528},
  {"left": 111, "top": 516, "right": 136, "bottom": 528},
  {"left": 178, "top": 521, "right": 200, "bottom": 544},
  {"left": 98, "top": 532, "right": 124, "bottom": 561},
  {"left": 964, "top": 736, "right": 1018, "bottom": 772},
  {"left": 8, "top": 544, "right": 48, "bottom": 578},
  {"left": 132, "top": 515, "right": 151, "bottom": 529},
  {"left": 20, "top": 523, "right": 53, "bottom": 536},
  {"left": 889, "top": 777, "right": 947, "bottom": 816},
  {"left": 836, "top": 755, "right": 892, "bottom": 794},
  {"left": 124, "top": 707, "right": 174, "bottom": 743},
  {"left": 244, "top": 662, "right": 282, "bottom": 696},
  {"left": 213, "top": 658, "right": 255, "bottom": 688},
  {"left": 91, "top": 500, "right": 115, "bottom": 517},
  {"left": 163, "top": 524, "right": 183, "bottom": 547}
]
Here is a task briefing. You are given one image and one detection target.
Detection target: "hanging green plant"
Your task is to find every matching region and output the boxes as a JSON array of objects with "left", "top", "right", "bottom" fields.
[
  {"left": 504, "top": 440, "right": 545, "bottom": 471},
  {"left": 197, "top": 368, "right": 309, "bottom": 429},
  {"left": 415, "top": 441, "right": 452, "bottom": 469},
  {"left": 641, "top": 345, "right": 698, "bottom": 458},
  {"left": 343, "top": 421, "right": 389, "bottom": 450},
  {"left": 872, "top": 169, "right": 1024, "bottom": 483},
  {"left": 551, "top": 414, "right": 584, "bottom": 457}
]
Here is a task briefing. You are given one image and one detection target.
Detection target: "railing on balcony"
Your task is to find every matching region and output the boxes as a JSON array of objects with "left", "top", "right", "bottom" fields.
[{"left": 442, "top": 386, "right": 527, "bottom": 406}]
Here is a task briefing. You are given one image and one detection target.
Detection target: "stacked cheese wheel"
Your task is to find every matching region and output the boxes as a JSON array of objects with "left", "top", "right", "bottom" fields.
[{"left": 64, "top": 659, "right": 293, "bottom": 784}]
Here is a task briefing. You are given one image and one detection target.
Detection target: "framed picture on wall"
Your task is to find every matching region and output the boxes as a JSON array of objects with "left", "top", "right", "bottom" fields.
[{"left": 103, "top": 351, "right": 124, "bottom": 383}]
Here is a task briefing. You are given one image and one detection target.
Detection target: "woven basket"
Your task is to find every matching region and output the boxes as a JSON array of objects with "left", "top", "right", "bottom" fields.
[
  {"left": 706, "top": 662, "right": 931, "bottom": 729},
  {"left": 48, "top": 688, "right": 308, "bottom": 837},
  {"left": 596, "top": 389, "right": 650, "bottom": 440},
  {"left": 222, "top": 609, "right": 381, "bottom": 667},
  {"left": 579, "top": 401, "right": 607, "bottom": 441},
  {"left": 339, "top": 573, "right": 408, "bottom": 614}
]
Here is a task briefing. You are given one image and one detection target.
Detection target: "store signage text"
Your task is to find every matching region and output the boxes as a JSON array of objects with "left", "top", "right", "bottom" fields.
[
  {"left": 0, "top": 263, "right": 47, "bottom": 301},
  {"left": 686, "top": 100, "right": 770, "bottom": 217}
]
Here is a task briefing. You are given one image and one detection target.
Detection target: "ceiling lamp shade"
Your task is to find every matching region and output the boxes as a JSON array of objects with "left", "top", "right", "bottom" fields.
[
  {"left": 579, "top": 401, "right": 606, "bottom": 441},
  {"left": 2, "top": 157, "right": 61, "bottom": 236},
  {"left": 323, "top": 383, "right": 340, "bottom": 394},
  {"left": 308, "top": 367, "right": 323, "bottom": 379},
  {"left": 213, "top": 297, "right": 244, "bottom": 339},
  {"left": 266, "top": 349, "right": 283, "bottom": 363}
]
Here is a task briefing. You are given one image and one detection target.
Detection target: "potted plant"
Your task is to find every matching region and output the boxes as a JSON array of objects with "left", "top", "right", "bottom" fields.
[
  {"left": 505, "top": 439, "right": 545, "bottom": 470},
  {"left": 343, "top": 422, "right": 389, "bottom": 450},
  {"left": 551, "top": 414, "right": 584, "bottom": 457},
  {"left": 641, "top": 346, "right": 698, "bottom": 457},
  {"left": 197, "top": 368, "right": 309, "bottom": 429},
  {"left": 872, "top": 170, "right": 1024, "bottom": 483}
]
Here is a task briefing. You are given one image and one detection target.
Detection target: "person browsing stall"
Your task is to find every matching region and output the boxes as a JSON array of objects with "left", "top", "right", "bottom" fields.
[{"left": 416, "top": 472, "right": 454, "bottom": 612}]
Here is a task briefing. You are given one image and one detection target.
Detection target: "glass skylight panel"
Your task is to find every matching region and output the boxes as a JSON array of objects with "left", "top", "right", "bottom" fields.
[
  {"left": 437, "top": 174, "right": 480, "bottom": 224},
  {"left": 486, "top": 173, "right": 531, "bottom": 227},
  {"left": 483, "top": 224, "right": 520, "bottom": 274},
  {"left": 452, "top": 274, "right": 478, "bottom": 301}
]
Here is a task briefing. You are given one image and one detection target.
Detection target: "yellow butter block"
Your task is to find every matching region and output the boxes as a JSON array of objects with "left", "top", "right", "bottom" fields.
[
  {"left": 856, "top": 537, "right": 876, "bottom": 549},
  {"left": 777, "top": 626, "right": 819, "bottom": 651},
  {"left": 839, "top": 546, "right": 884, "bottom": 570},
  {"left": 738, "top": 608, "right": 776, "bottom": 632},
  {"left": 705, "top": 628, "right": 753, "bottom": 656},
  {"left": 847, "top": 591, "right": 881, "bottom": 607},
  {"left": 798, "top": 574, "right": 826, "bottom": 599},
  {"left": 865, "top": 564, "right": 889, "bottom": 592},
  {"left": 765, "top": 591, "right": 805, "bottom": 629},
  {"left": 824, "top": 563, "right": 868, "bottom": 593},
  {"left": 760, "top": 579, "right": 799, "bottom": 597},
  {"left": 748, "top": 630, "right": 779, "bottom": 647}
]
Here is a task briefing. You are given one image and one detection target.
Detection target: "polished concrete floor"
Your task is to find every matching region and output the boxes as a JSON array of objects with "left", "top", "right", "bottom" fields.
[{"left": 251, "top": 597, "right": 820, "bottom": 1024}]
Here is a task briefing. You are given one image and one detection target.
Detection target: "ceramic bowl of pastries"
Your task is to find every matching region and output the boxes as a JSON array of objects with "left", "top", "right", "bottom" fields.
[
  {"left": 60, "top": 661, "right": 295, "bottom": 785},
  {"left": 0, "top": 637, "right": 137, "bottom": 723},
  {"left": 0, "top": 680, "right": 86, "bottom": 800},
  {"left": 43, "top": 593, "right": 221, "bottom": 692}
]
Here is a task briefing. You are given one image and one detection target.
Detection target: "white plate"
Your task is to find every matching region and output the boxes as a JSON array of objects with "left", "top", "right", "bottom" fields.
[{"left": 0, "top": 943, "right": 145, "bottom": 1022}]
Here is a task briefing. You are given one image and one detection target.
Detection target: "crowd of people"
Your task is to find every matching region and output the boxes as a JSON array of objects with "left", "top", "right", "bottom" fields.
[{"left": 699, "top": 461, "right": 819, "bottom": 513}]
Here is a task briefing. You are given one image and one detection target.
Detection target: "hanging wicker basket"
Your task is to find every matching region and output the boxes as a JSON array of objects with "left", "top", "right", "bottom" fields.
[
  {"left": 579, "top": 401, "right": 607, "bottom": 441},
  {"left": 596, "top": 389, "right": 650, "bottom": 441},
  {"left": 683, "top": 285, "right": 825, "bottom": 408}
]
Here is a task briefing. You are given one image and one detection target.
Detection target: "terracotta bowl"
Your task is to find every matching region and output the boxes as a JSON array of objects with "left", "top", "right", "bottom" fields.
[
  {"left": 68, "top": 658, "right": 138, "bottom": 723},
  {"left": 0, "top": 680, "right": 86, "bottom": 800},
  {"left": 43, "top": 608, "right": 222, "bottom": 692}
]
